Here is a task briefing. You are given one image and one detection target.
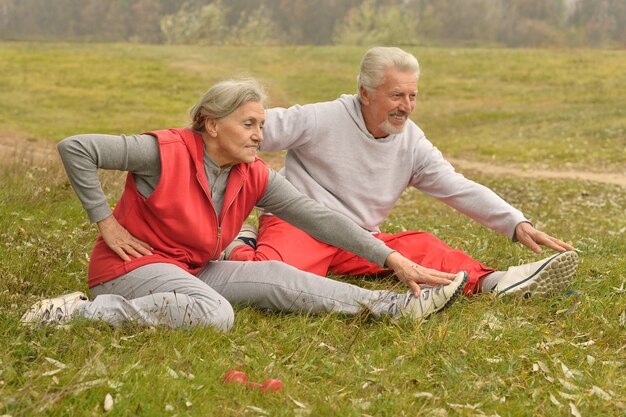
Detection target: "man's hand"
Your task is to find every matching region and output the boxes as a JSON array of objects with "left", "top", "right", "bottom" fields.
[
  {"left": 385, "top": 251, "right": 457, "bottom": 296},
  {"left": 515, "top": 221, "right": 576, "bottom": 254},
  {"left": 97, "top": 215, "right": 153, "bottom": 261}
]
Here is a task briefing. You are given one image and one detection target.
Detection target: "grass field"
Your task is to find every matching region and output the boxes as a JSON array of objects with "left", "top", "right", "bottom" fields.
[{"left": 0, "top": 42, "right": 624, "bottom": 416}]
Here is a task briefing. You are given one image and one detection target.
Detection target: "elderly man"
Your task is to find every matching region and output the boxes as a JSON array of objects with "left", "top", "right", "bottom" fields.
[{"left": 226, "top": 47, "right": 578, "bottom": 298}]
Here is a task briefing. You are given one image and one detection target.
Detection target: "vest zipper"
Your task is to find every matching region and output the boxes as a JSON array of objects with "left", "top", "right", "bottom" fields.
[
  {"left": 211, "top": 180, "right": 245, "bottom": 259},
  {"left": 211, "top": 226, "right": 222, "bottom": 259}
]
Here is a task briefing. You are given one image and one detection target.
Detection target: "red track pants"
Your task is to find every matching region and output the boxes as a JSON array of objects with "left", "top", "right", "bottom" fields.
[{"left": 229, "top": 215, "right": 495, "bottom": 295}]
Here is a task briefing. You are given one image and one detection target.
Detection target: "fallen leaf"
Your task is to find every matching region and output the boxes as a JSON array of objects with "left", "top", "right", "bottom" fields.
[
  {"left": 103, "top": 393, "right": 113, "bottom": 412},
  {"left": 549, "top": 393, "right": 562, "bottom": 407},
  {"left": 559, "top": 361, "right": 574, "bottom": 379},
  {"left": 245, "top": 405, "right": 269, "bottom": 415},
  {"left": 73, "top": 379, "right": 106, "bottom": 395},
  {"left": 166, "top": 367, "right": 178, "bottom": 379},
  {"left": 107, "top": 380, "right": 123, "bottom": 389},
  {"left": 536, "top": 361, "right": 550, "bottom": 374},
  {"left": 351, "top": 398, "right": 371, "bottom": 410},
  {"left": 448, "top": 402, "right": 483, "bottom": 410},
  {"left": 569, "top": 402, "right": 582, "bottom": 417},
  {"left": 287, "top": 394, "right": 307, "bottom": 409},
  {"left": 393, "top": 355, "right": 407, "bottom": 364},
  {"left": 472, "top": 312, "right": 502, "bottom": 339},
  {"left": 590, "top": 385, "right": 612, "bottom": 400},
  {"left": 543, "top": 336, "right": 567, "bottom": 347},
  {"left": 41, "top": 369, "right": 63, "bottom": 377},
  {"left": 368, "top": 366, "right": 385, "bottom": 374},
  {"left": 558, "top": 391, "right": 578, "bottom": 401},
  {"left": 44, "top": 357, "right": 67, "bottom": 369},
  {"left": 558, "top": 378, "right": 579, "bottom": 391},
  {"left": 318, "top": 342, "right": 336, "bottom": 352},
  {"left": 571, "top": 339, "right": 594, "bottom": 348}
]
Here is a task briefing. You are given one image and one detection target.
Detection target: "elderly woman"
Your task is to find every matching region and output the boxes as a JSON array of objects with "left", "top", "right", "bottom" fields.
[{"left": 22, "top": 78, "right": 466, "bottom": 331}]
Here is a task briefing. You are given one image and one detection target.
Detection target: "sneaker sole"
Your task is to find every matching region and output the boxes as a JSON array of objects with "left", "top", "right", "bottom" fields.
[
  {"left": 497, "top": 251, "right": 579, "bottom": 299},
  {"left": 423, "top": 271, "right": 468, "bottom": 319},
  {"left": 434, "top": 271, "right": 468, "bottom": 314}
]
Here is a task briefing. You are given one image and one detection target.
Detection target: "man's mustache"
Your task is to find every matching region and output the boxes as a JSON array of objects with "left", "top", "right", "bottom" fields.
[{"left": 389, "top": 110, "right": 408, "bottom": 118}]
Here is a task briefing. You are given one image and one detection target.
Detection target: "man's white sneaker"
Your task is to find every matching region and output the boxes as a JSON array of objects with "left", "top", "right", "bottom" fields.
[
  {"left": 20, "top": 291, "right": 89, "bottom": 325},
  {"left": 494, "top": 251, "right": 579, "bottom": 298},
  {"left": 400, "top": 271, "right": 468, "bottom": 321},
  {"left": 222, "top": 224, "right": 258, "bottom": 260}
]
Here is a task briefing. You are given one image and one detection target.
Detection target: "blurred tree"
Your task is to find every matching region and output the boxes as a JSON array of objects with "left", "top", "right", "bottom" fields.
[
  {"left": 132, "top": 0, "right": 166, "bottom": 43},
  {"left": 0, "top": 0, "right": 623, "bottom": 47},
  {"left": 161, "top": 0, "right": 227, "bottom": 44},
  {"left": 334, "top": 0, "right": 419, "bottom": 45},
  {"left": 500, "top": 0, "right": 566, "bottom": 46},
  {"left": 103, "top": 0, "right": 134, "bottom": 42},
  {"left": 569, "top": 0, "right": 624, "bottom": 47},
  {"left": 227, "top": 4, "right": 281, "bottom": 45}
]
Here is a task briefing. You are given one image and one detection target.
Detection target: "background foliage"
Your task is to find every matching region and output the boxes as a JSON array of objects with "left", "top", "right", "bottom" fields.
[{"left": 0, "top": 0, "right": 624, "bottom": 47}]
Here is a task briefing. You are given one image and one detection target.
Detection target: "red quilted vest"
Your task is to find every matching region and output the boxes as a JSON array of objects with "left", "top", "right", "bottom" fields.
[{"left": 87, "top": 128, "right": 268, "bottom": 287}]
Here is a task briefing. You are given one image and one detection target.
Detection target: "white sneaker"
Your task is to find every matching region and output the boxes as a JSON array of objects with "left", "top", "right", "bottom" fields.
[
  {"left": 21, "top": 291, "right": 89, "bottom": 325},
  {"left": 494, "top": 251, "right": 579, "bottom": 298},
  {"left": 400, "top": 271, "right": 468, "bottom": 320},
  {"left": 222, "top": 224, "right": 258, "bottom": 260}
]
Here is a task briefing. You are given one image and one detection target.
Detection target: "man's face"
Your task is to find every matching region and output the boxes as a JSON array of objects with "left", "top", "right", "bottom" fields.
[{"left": 360, "top": 68, "right": 418, "bottom": 138}]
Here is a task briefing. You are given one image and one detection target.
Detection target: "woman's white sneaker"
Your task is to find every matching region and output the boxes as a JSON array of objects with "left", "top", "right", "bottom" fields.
[
  {"left": 400, "top": 271, "right": 468, "bottom": 321},
  {"left": 21, "top": 291, "right": 89, "bottom": 325},
  {"left": 494, "top": 251, "right": 579, "bottom": 298}
]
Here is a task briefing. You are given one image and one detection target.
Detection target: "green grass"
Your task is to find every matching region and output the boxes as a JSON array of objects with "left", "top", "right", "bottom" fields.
[
  {"left": 0, "top": 42, "right": 624, "bottom": 416},
  {"left": 1, "top": 43, "right": 624, "bottom": 170}
]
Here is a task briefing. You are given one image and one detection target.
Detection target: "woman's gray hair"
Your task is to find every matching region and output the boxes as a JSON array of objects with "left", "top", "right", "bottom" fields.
[
  {"left": 189, "top": 78, "right": 267, "bottom": 132},
  {"left": 357, "top": 47, "right": 420, "bottom": 97}
]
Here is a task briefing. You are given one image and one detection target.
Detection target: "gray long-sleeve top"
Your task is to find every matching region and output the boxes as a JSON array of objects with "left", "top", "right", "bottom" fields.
[
  {"left": 261, "top": 95, "right": 528, "bottom": 237},
  {"left": 57, "top": 133, "right": 394, "bottom": 267}
]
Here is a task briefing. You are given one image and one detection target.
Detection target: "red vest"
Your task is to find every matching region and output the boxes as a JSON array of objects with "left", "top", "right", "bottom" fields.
[{"left": 87, "top": 128, "right": 268, "bottom": 287}]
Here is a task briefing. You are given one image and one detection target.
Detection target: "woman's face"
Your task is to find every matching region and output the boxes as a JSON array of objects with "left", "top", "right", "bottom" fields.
[{"left": 205, "top": 100, "right": 265, "bottom": 166}]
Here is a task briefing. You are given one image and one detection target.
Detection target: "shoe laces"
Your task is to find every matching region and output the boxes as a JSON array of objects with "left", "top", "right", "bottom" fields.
[
  {"left": 403, "top": 287, "right": 435, "bottom": 309},
  {"left": 53, "top": 307, "right": 66, "bottom": 322}
]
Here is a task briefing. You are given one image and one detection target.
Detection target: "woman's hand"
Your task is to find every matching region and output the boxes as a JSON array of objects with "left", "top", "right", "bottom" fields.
[
  {"left": 385, "top": 251, "right": 457, "bottom": 296},
  {"left": 97, "top": 215, "right": 153, "bottom": 261}
]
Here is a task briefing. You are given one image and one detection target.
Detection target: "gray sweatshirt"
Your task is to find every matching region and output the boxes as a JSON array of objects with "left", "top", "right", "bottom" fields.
[
  {"left": 57, "top": 133, "right": 394, "bottom": 267},
  {"left": 261, "top": 94, "right": 527, "bottom": 239}
]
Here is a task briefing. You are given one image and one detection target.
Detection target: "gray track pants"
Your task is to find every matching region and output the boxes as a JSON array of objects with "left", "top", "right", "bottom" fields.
[{"left": 78, "top": 260, "right": 407, "bottom": 331}]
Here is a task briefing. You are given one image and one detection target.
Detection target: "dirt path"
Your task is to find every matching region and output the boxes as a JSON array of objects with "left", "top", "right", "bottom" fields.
[
  {"left": 2, "top": 135, "right": 624, "bottom": 187},
  {"left": 447, "top": 158, "right": 626, "bottom": 188}
]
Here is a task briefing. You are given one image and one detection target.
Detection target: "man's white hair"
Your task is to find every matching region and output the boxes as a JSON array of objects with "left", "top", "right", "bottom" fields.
[{"left": 357, "top": 47, "right": 420, "bottom": 97}]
